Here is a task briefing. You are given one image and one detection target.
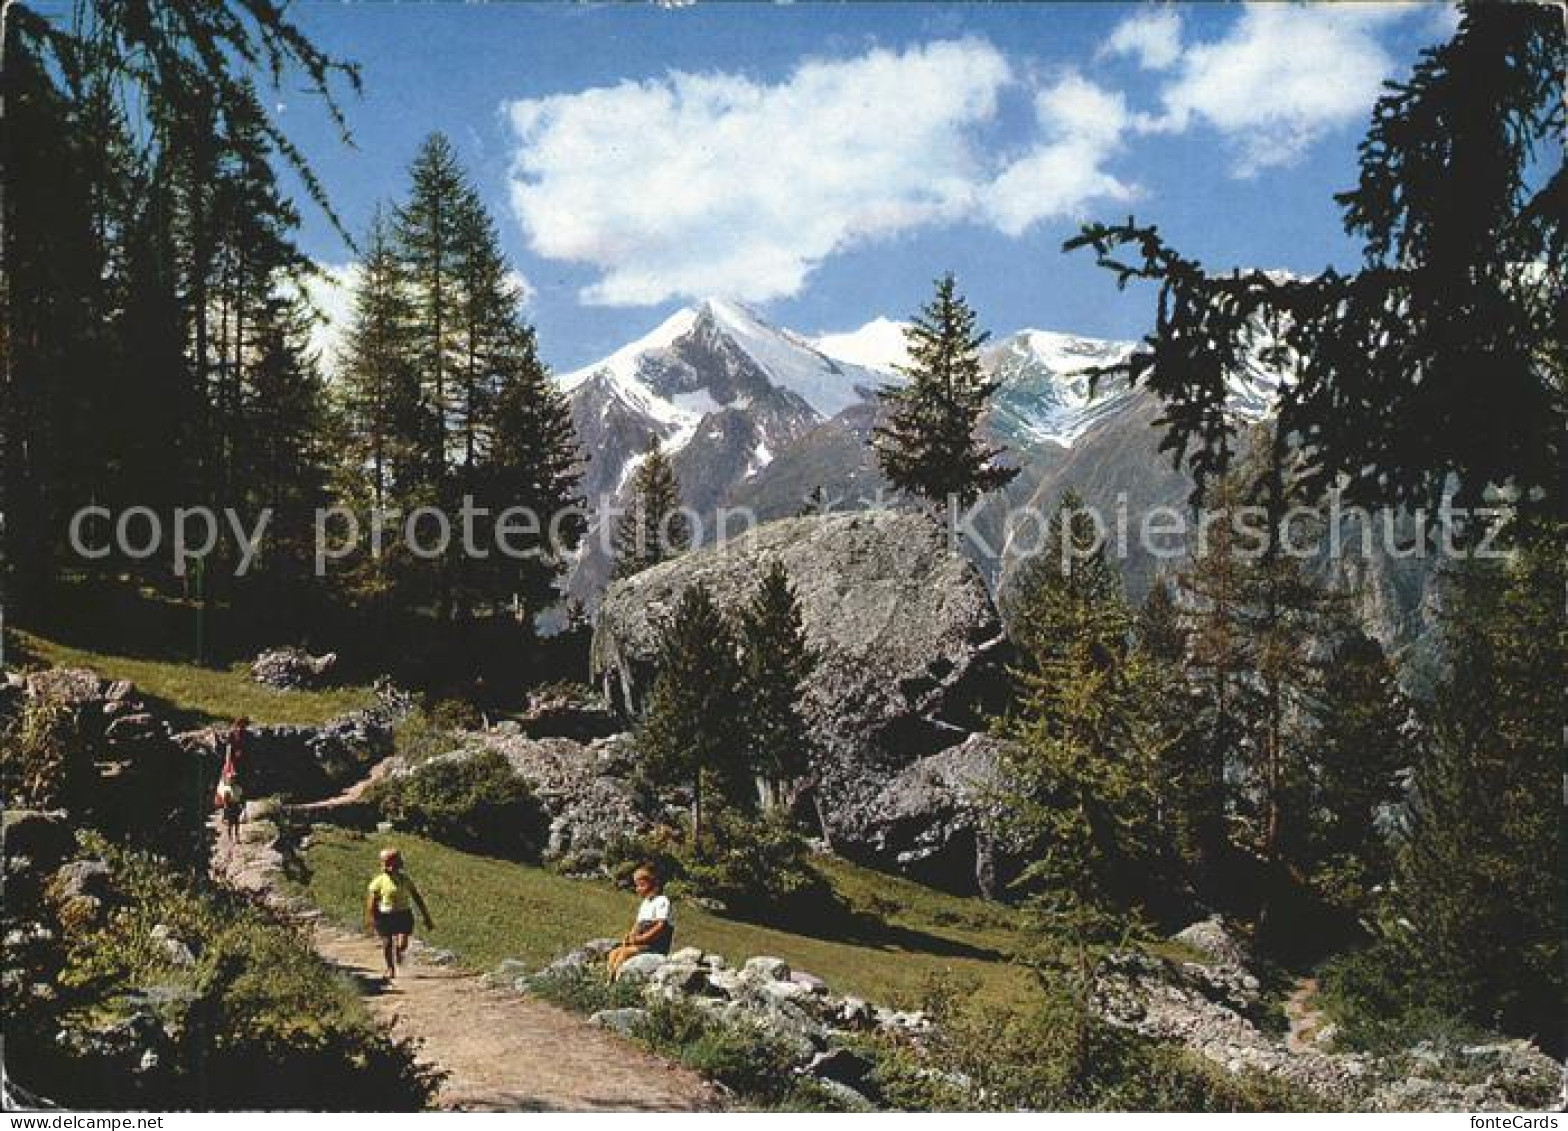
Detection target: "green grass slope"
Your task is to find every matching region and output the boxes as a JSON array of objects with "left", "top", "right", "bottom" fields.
[
  {"left": 12, "top": 629, "right": 375, "bottom": 727},
  {"left": 297, "top": 827, "right": 1038, "bottom": 1010}
]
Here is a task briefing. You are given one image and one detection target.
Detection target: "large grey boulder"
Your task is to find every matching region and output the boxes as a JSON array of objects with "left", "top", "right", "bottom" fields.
[
  {"left": 475, "top": 732, "right": 653, "bottom": 870},
  {"left": 839, "top": 732, "right": 1009, "bottom": 896},
  {"left": 591, "top": 511, "right": 1011, "bottom": 878}
]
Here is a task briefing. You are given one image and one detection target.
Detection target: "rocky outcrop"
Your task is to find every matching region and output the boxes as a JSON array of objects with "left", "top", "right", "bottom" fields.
[
  {"left": 591, "top": 511, "right": 1011, "bottom": 884},
  {"left": 510, "top": 685, "right": 622, "bottom": 742},
  {"left": 250, "top": 647, "right": 338, "bottom": 690},
  {"left": 177, "top": 681, "right": 415, "bottom": 803},
  {"left": 1096, "top": 919, "right": 1564, "bottom": 1111},
  {"left": 834, "top": 733, "right": 1009, "bottom": 896},
  {"left": 506, "top": 941, "right": 930, "bottom": 1109},
  {"left": 379, "top": 732, "right": 657, "bottom": 873}
]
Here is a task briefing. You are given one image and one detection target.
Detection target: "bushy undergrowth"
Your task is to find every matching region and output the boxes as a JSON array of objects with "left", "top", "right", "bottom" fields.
[
  {"left": 525, "top": 962, "right": 643, "bottom": 1015},
  {"left": 1, "top": 697, "right": 92, "bottom": 812},
  {"left": 370, "top": 749, "right": 548, "bottom": 860},
  {"left": 636, "top": 998, "right": 804, "bottom": 1105},
  {"left": 868, "top": 972, "right": 1323, "bottom": 1112},
  {"left": 1316, "top": 942, "right": 1486, "bottom": 1055},
  {"left": 610, "top": 808, "right": 839, "bottom": 924},
  {"left": 13, "top": 835, "right": 439, "bottom": 1110},
  {"left": 389, "top": 707, "right": 467, "bottom": 767}
]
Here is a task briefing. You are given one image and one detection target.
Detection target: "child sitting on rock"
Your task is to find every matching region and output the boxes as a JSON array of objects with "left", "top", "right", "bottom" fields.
[{"left": 606, "top": 864, "right": 673, "bottom": 980}]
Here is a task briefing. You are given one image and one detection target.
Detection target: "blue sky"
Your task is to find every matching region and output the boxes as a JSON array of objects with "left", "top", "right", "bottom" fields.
[{"left": 262, "top": 2, "right": 1461, "bottom": 372}]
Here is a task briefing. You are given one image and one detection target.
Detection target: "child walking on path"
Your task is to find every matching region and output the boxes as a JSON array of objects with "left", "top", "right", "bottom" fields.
[
  {"left": 606, "top": 865, "right": 673, "bottom": 980},
  {"left": 365, "top": 846, "right": 435, "bottom": 982}
]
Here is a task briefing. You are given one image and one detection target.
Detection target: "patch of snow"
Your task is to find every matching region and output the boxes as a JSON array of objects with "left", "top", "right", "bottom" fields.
[
  {"left": 813, "top": 316, "right": 913, "bottom": 375},
  {"left": 701, "top": 299, "right": 882, "bottom": 419}
]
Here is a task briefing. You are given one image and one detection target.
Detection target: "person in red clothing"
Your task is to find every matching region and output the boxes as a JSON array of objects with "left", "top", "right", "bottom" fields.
[{"left": 215, "top": 718, "right": 250, "bottom": 846}]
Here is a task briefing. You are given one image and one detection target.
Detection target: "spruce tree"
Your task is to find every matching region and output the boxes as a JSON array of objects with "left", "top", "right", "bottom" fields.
[
  {"left": 613, "top": 437, "right": 689, "bottom": 578},
  {"left": 1174, "top": 461, "right": 1340, "bottom": 933},
  {"left": 1001, "top": 489, "right": 1123, "bottom": 671},
  {"left": 481, "top": 324, "right": 586, "bottom": 621},
  {"left": 239, "top": 294, "right": 331, "bottom": 608},
  {"left": 1067, "top": 5, "right": 1565, "bottom": 517},
  {"left": 1135, "top": 577, "right": 1207, "bottom": 891},
  {"left": 1303, "top": 629, "right": 1411, "bottom": 920},
  {"left": 395, "top": 133, "right": 468, "bottom": 491},
  {"left": 637, "top": 582, "right": 747, "bottom": 852},
  {"left": 871, "top": 273, "right": 1018, "bottom": 507},
  {"left": 736, "top": 560, "right": 818, "bottom": 814},
  {"left": 1394, "top": 524, "right": 1566, "bottom": 1048}
]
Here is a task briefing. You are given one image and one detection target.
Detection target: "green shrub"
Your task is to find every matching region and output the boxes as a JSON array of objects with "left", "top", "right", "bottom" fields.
[
  {"left": 611, "top": 808, "right": 839, "bottom": 924},
  {"left": 370, "top": 749, "right": 548, "bottom": 860},
  {"left": 1316, "top": 942, "right": 1485, "bottom": 1055},
  {"left": 390, "top": 709, "right": 464, "bottom": 767},
  {"left": 636, "top": 998, "right": 801, "bottom": 1104},
  {"left": 426, "top": 697, "right": 483, "bottom": 732},
  {"left": 525, "top": 962, "right": 643, "bottom": 1015},
  {"left": 876, "top": 971, "right": 1324, "bottom": 1112},
  {"left": 1, "top": 697, "right": 92, "bottom": 812}
]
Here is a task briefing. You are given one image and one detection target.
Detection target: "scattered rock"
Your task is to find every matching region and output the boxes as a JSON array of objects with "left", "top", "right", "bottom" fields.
[
  {"left": 52, "top": 859, "right": 111, "bottom": 902},
  {"left": 790, "top": 970, "right": 829, "bottom": 994},
  {"left": 741, "top": 956, "right": 791, "bottom": 984},
  {"left": 514, "top": 686, "right": 621, "bottom": 741},
  {"left": 649, "top": 963, "right": 711, "bottom": 998},
  {"left": 149, "top": 924, "right": 196, "bottom": 968},
  {"left": 250, "top": 648, "right": 338, "bottom": 690},
  {"left": 807, "top": 1046, "right": 874, "bottom": 1088},
  {"left": 804, "top": 1076, "right": 877, "bottom": 1112},
  {"left": 1174, "top": 917, "right": 1252, "bottom": 970},
  {"left": 616, "top": 953, "right": 668, "bottom": 982},
  {"left": 590, "top": 1007, "right": 650, "bottom": 1037}
]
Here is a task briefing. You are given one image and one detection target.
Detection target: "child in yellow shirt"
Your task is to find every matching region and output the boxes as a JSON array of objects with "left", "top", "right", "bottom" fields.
[{"left": 364, "top": 846, "right": 435, "bottom": 982}]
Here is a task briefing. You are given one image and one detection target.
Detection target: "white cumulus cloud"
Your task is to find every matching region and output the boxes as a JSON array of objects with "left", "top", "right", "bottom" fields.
[
  {"left": 1102, "top": 7, "right": 1183, "bottom": 70},
  {"left": 983, "top": 73, "right": 1136, "bottom": 236},
  {"left": 506, "top": 40, "right": 1020, "bottom": 306},
  {"left": 1154, "top": 3, "right": 1414, "bottom": 176}
]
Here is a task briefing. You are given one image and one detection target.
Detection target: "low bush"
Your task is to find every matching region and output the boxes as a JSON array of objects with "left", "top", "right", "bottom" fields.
[
  {"left": 389, "top": 708, "right": 465, "bottom": 767},
  {"left": 610, "top": 808, "right": 839, "bottom": 924},
  {"left": 370, "top": 749, "right": 549, "bottom": 860},
  {"left": 1316, "top": 942, "right": 1484, "bottom": 1055},
  {"left": 1, "top": 697, "right": 93, "bottom": 812},
  {"left": 525, "top": 962, "right": 643, "bottom": 1015},
  {"left": 636, "top": 998, "right": 802, "bottom": 1105},
  {"left": 425, "top": 697, "right": 483, "bottom": 732},
  {"left": 866, "top": 971, "right": 1323, "bottom": 1112}
]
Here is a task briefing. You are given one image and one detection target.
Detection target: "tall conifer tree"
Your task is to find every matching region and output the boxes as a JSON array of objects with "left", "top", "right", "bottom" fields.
[
  {"left": 872, "top": 273, "right": 1017, "bottom": 507},
  {"left": 737, "top": 560, "right": 818, "bottom": 814},
  {"left": 637, "top": 582, "right": 747, "bottom": 852},
  {"left": 613, "top": 437, "right": 688, "bottom": 578}
]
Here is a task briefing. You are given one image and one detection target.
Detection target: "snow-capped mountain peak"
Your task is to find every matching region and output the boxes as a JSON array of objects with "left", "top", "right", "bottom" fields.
[{"left": 813, "top": 316, "right": 913, "bottom": 375}]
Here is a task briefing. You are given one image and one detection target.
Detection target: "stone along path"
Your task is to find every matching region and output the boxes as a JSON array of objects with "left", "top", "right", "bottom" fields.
[{"left": 210, "top": 815, "right": 720, "bottom": 1112}]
